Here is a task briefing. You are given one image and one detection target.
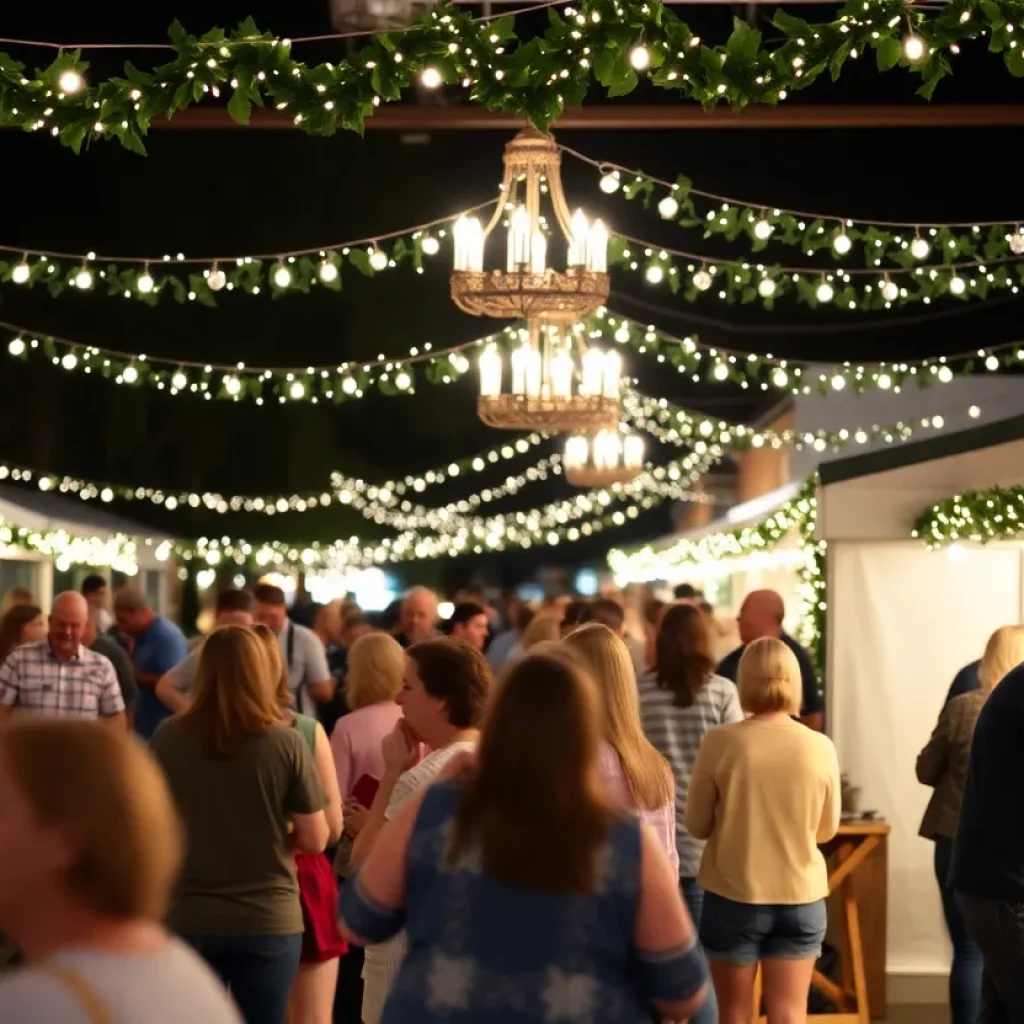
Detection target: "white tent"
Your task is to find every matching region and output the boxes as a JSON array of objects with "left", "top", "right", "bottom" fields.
[
  {"left": 0, "top": 483, "right": 176, "bottom": 611},
  {"left": 817, "top": 413, "right": 1024, "bottom": 1001}
]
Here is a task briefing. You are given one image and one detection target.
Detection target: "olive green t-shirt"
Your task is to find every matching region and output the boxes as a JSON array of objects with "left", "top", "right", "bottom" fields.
[{"left": 152, "top": 720, "right": 325, "bottom": 936}]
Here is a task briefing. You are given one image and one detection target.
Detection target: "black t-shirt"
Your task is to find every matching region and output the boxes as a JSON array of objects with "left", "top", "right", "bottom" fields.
[
  {"left": 717, "top": 632, "right": 824, "bottom": 716},
  {"left": 951, "top": 663, "right": 1024, "bottom": 900}
]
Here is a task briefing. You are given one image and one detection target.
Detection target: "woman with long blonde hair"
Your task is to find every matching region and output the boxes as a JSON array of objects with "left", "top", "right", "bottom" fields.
[
  {"left": 251, "top": 624, "right": 345, "bottom": 1024},
  {"left": 564, "top": 623, "right": 678, "bottom": 871},
  {"left": 339, "top": 646, "right": 710, "bottom": 1023},
  {"left": 150, "top": 625, "right": 328, "bottom": 1024},
  {"left": 917, "top": 624, "right": 1024, "bottom": 1024}
]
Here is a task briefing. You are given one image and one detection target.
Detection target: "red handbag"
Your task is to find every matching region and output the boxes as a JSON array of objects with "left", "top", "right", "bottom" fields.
[{"left": 295, "top": 850, "right": 348, "bottom": 963}]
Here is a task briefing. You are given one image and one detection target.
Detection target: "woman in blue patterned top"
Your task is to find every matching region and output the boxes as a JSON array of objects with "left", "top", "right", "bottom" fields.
[{"left": 340, "top": 645, "right": 709, "bottom": 1023}]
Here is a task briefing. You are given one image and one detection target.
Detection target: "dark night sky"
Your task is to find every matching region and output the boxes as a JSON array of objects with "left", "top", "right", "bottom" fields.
[{"left": 1, "top": 1, "right": 1023, "bottom": 584}]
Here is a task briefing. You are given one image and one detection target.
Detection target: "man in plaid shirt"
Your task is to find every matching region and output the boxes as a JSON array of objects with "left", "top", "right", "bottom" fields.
[{"left": 0, "top": 592, "right": 125, "bottom": 727}]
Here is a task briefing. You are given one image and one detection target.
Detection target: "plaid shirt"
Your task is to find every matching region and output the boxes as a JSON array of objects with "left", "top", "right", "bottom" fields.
[
  {"left": 638, "top": 669, "right": 743, "bottom": 877},
  {"left": 0, "top": 641, "right": 125, "bottom": 719}
]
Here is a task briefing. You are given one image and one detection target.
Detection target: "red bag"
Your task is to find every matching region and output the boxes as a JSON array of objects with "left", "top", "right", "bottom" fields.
[{"left": 295, "top": 850, "right": 348, "bottom": 963}]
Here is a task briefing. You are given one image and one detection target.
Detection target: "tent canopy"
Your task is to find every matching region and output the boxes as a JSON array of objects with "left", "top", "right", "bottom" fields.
[{"left": 817, "top": 413, "right": 1024, "bottom": 542}]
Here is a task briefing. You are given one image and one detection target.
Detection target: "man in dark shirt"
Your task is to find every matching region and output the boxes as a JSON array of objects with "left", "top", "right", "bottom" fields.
[
  {"left": 716, "top": 589, "right": 824, "bottom": 731},
  {"left": 946, "top": 660, "right": 981, "bottom": 704},
  {"left": 83, "top": 607, "right": 138, "bottom": 715},
  {"left": 951, "top": 661, "right": 1024, "bottom": 1021}
]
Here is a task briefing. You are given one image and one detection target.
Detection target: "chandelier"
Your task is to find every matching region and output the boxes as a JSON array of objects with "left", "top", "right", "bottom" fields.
[
  {"left": 450, "top": 128, "right": 610, "bottom": 320},
  {"left": 563, "top": 428, "right": 645, "bottom": 488},
  {"left": 476, "top": 316, "right": 621, "bottom": 431}
]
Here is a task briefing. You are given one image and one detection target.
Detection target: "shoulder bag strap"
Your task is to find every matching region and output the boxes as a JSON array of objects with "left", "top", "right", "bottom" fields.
[
  {"left": 36, "top": 963, "right": 113, "bottom": 1024},
  {"left": 286, "top": 621, "right": 295, "bottom": 670}
]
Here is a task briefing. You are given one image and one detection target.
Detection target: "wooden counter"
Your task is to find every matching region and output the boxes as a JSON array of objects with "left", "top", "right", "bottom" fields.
[{"left": 753, "top": 820, "right": 890, "bottom": 1022}]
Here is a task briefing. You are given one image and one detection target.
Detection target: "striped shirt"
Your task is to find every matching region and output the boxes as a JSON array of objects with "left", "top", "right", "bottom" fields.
[
  {"left": 0, "top": 641, "right": 124, "bottom": 719},
  {"left": 638, "top": 670, "right": 742, "bottom": 877}
]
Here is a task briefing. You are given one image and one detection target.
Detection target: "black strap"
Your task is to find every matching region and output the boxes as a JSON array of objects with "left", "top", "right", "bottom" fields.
[{"left": 286, "top": 620, "right": 295, "bottom": 670}]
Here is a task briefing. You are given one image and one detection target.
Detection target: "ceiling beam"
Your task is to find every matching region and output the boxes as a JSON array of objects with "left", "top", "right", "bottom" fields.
[{"left": 140, "top": 103, "right": 1024, "bottom": 130}]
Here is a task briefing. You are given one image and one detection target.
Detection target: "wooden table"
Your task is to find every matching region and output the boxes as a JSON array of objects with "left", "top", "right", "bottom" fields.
[{"left": 752, "top": 820, "right": 890, "bottom": 1023}]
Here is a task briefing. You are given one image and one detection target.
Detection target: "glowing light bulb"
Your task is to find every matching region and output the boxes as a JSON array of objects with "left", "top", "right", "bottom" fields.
[
  {"left": 754, "top": 219, "right": 774, "bottom": 241},
  {"left": 273, "top": 263, "right": 292, "bottom": 288},
  {"left": 172, "top": 371, "right": 188, "bottom": 390},
  {"left": 831, "top": 374, "right": 846, "bottom": 391},
  {"left": 985, "top": 354, "right": 1000, "bottom": 371},
  {"left": 645, "top": 265, "right": 664, "bottom": 285},
  {"left": 421, "top": 235, "right": 440, "bottom": 256},
  {"left": 816, "top": 280, "right": 835, "bottom": 303},
  {"left": 773, "top": 368, "right": 789, "bottom": 389},
  {"left": 937, "top": 365, "right": 954, "bottom": 383},
  {"left": 658, "top": 195, "right": 679, "bottom": 220},
  {"left": 757, "top": 277, "right": 776, "bottom": 298},
  {"left": 342, "top": 376, "right": 358, "bottom": 395},
  {"left": 369, "top": 248, "right": 389, "bottom": 271},
  {"left": 832, "top": 232, "right": 852, "bottom": 255},
  {"left": 224, "top": 375, "right": 242, "bottom": 396},
  {"left": 396, "top": 370, "right": 412, "bottom": 390},
  {"left": 969, "top": 405, "right": 981, "bottom": 418},
  {"left": 902, "top": 33, "right": 926, "bottom": 62},
  {"left": 318, "top": 259, "right": 339, "bottom": 283},
  {"left": 599, "top": 171, "right": 620, "bottom": 194},
  {"left": 207, "top": 266, "right": 226, "bottom": 291},
  {"left": 629, "top": 44, "right": 650, "bottom": 70},
  {"left": 713, "top": 362, "right": 729, "bottom": 381},
  {"left": 420, "top": 66, "right": 442, "bottom": 89},
  {"left": 693, "top": 269, "right": 712, "bottom": 291},
  {"left": 137, "top": 269, "right": 155, "bottom": 294},
  {"left": 949, "top": 275, "right": 966, "bottom": 295},
  {"left": 881, "top": 278, "right": 899, "bottom": 302},
  {"left": 11, "top": 262, "right": 30, "bottom": 284},
  {"left": 289, "top": 380, "right": 305, "bottom": 400},
  {"left": 910, "top": 236, "right": 931, "bottom": 260},
  {"left": 878, "top": 373, "right": 892, "bottom": 390},
  {"left": 74, "top": 268, "right": 93, "bottom": 290},
  {"left": 100, "top": 488, "right": 114, "bottom": 502},
  {"left": 61, "top": 353, "right": 78, "bottom": 370},
  {"left": 58, "top": 69, "right": 84, "bottom": 94},
  {"left": 8, "top": 338, "right": 26, "bottom": 356},
  {"left": 122, "top": 365, "right": 139, "bottom": 384}
]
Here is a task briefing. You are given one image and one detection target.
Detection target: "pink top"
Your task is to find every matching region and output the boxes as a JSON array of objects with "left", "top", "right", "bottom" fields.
[
  {"left": 330, "top": 701, "right": 404, "bottom": 801},
  {"left": 599, "top": 742, "right": 680, "bottom": 876}
]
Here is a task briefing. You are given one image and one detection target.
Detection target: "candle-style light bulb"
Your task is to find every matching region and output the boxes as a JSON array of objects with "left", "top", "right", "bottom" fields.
[
  {"left": 454, "top": 216, "right": 479, "bottom": 272},
  {"left": 479, "top": 344, "right": 502, "bottom": 397},
  {"left": 549, "top": 346, "right": 574, "bottom": 398},
  {"left": 524, "top": 345, "right": 542, "bottom": 397},
  {"left": 581, "top": 348, "right": 605, "bottom": 396},
  {"left": 587, "top": 219, "right": 609, "bottom": 273},
  {"left": 565, "top": 435, "right": 588, "bottom": 470},
  {"left": 530, "top": 231, "right": 547, "bottom": 275},
  {"left": 568, "top": 209, "right": 590, "bottom": 267},
  {"left": 602, "top": 349, "right": 622, "bottom": 398},
  {"left": 623, "top": 434, "right": 644, "bottom": 469},
  {"left": 510, "top": 345, "right": 529, "bottom": 394},
  {"left": 508, "top": 206, "right": 531, "bottom": 271}
]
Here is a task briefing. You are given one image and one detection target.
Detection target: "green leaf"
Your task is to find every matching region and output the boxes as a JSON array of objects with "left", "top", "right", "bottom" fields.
[
  {"left": 60, "top": 123, "right": 89, "bottom": 154},
  {"left": 726, "top": 19, "right": 761, "bottom": 63},
  {"left": 347, "top": 248, "right": 372, "bottom": 276},
  {"left": 1006, "top": 46, "right": 1024, "bottom": 77},
  {"left": 876, "top": 37, "right": 902, "bottom": 72},
  {"left": 829, "top": 40, "right": 851, "bottom": 81},
  {"left": 771, "top": 10, "right": 813, "bottom": 38},
  {"left": 228, "top": 85, "right": 251, "bottom": 124}
]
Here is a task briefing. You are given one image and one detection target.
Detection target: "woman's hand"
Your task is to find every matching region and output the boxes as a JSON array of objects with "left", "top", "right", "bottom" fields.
[
  {"left": 382, "top": 721, "right": 419, "bottom": 776},
  {"left": 346, "top": 802, "right": 370, "bottom": 837}
]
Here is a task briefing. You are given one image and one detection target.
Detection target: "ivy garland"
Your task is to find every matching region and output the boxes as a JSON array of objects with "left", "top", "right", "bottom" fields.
[
  {"left": 593, "top": 161, "right": 1024, "bottom": 272},
  {"left": 5, "top": 309, "right": 1023, "bottom": 406},
  {"left": 607, "top": 477, "right": 826, "bottom": 674},
  {"left": 0, "top": 516, "right": 142, "bottom": 575},
  {"left": 912, "top": 486, "right": 1024, "bottom": 547},
  {"left": 2, "top": 0, "right": 1024, "bottom": 154}
]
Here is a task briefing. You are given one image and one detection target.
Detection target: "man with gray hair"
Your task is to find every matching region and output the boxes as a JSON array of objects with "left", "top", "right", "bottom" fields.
[
  {"left": 0, "top": 592, "right": 125, "bottom": 727},
  {"left": 394, "top": 586, "right": 439, "bottom": 648}
]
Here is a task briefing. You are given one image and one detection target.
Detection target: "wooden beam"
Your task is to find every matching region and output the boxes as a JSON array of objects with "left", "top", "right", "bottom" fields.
[{"left": 146, "top": 103, "right": 1024, "bottom": 130}]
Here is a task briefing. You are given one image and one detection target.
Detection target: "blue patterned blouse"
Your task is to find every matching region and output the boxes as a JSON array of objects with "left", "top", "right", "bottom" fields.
[{"left": 341, "top": 779, "right": 708, "bottom": 1023}]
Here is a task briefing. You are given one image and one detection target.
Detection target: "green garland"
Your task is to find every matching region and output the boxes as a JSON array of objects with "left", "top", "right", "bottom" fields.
[
  {"left": 912, "top": 486, "right": 1024, "bottom": 546},
  {"left": 600, "top": 164, "right": 1024, "bottom": 272},
  {"left": 5, "top": 309, "right": 1021, "bottom": 405},
  {"left": 1, "top": 0, "right": 1023, "bottom": 153},
  {"left": 609, "top": 234, "right": 1024, "bottom": 312},
  {"left": 607, "top": 477, "right": 826, "bottom": 674},
  {"left": 0, "top": 221, "right": 460, "bottom": 306},
  {"left": 0, "top": 516, "right": 141, "bottom": 574}
]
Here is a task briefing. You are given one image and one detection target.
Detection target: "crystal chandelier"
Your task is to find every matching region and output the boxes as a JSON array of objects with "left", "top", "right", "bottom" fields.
[
  {"left": 450, "top": 127, "right": 610, "bottom": 319},
  {"left": 563, "top": 428, "right": 645, "bottom": 487},
  {"left": 476, "top": 317, "right": 621, "bottom": 431}
]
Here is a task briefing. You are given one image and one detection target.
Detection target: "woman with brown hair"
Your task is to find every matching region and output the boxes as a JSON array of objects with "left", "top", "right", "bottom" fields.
[
  {"left": 252, "top": 624, "right": 345, "bottom": 1024},
  {"left": 564, "top": 623, "right": 678, "bottom": 872},
  {"left": 637, "top": 602, "right": 742, "bottom": 1023},
  {"left": 340, "top": 646, "right": 710, "bottom": 1023},
  {"left": 0, "top": 603, "right": 46, "bottom": 667},
  {"left": 0, "top": 719, "right": 241, "bottom": 1022},
  {"left": 350, "top": 638, "right": 490, "bottom": 1024},
  {"left": 150, "top": 625, "right": 328, "bottom": 1024}
]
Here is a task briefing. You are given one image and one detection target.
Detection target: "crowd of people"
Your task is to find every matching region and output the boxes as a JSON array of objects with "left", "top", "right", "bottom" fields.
[{"left": 0, "top": 572, "right": 847, "bottom": 1023}]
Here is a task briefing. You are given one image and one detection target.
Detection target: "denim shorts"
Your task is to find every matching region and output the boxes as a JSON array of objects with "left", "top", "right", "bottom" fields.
[{"left": 699, "top": 891, "right": 827, "bottom": 965}]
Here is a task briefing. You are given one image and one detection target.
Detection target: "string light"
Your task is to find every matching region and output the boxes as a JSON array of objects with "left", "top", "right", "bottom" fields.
[
  {"left": 57, "top": 69, "right": 84, "bottom": 94},
  {"left": 629, "top": 44, "right": 651, "bottom": 70},
  {"left": 74, "top": 266, "right": 93, "bottom": 290},
  {"left": 753, "top": 219, "right": 774, "bottom": 241},
  {"left": 902, "top": 33, "right": 926, "bottom": 62},
  {"left": 420, "top": 66, "right": 443, "bottom": 88},
  {"left": 207, "top": 265, "right": 226, "bottom": 291},
  {"left": 832, "top": 230, "right": 852, "bottom": 255},
  {"left": 272, "top": 263, "right": 292, "bottom": 288},
  {"left": 599, "top": 170, "right": 621, "bottom": 194},
  {"left": 136, "top": 266, "right": 155, "bottom": 294},
  {"left": 317, "top": 259, "right": 339, "bottom": 283},
  {"left": 11, "top": 261, "right": 30, "bottom": 284},
  {"left": 369, "top": 247, "right": 389, "bottom": 271},
  {"left": 658, "top": 195, "right": 679, "bottom": 220},
  {"left": 692, "top": 268, "right": 712, "bottom": 291},
  {"left": 910, "top": 235, "right": 931, "bottom": 260},
  {"left": 815, "top": 279, "right": 834, "bottom": 303}
]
